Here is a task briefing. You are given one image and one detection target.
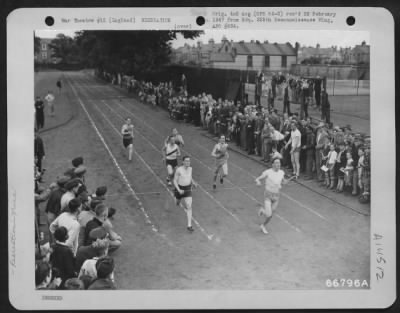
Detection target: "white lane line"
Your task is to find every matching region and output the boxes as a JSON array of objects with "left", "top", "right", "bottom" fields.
[
  {"left": 80, "top": 78, "right": 318, "bottom": 230},
  {"left": 90, "top": 99, "right": 214, "bottom": 241},
  {"left": 105, "top": 186, "right": 255, "bottom": 198},
  {"left": 110, "top": 100, "right": 306, "bottom": 231},
  {"left": 99, "top": 89, "right": 327, "bottom": 222},
  {"left": 67, "top": 79, "right": 172, "bottom": 244},
  {"left": 101, "top": 99, "right": 241, "bottom": 224},
  {"left": 228, "top": 162, "right": 327, "bottom": 221}
]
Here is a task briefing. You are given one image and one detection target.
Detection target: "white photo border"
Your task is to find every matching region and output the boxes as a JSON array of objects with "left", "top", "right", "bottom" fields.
[{"left": 7, "top": 7, "right": 396, "bottom": 310}]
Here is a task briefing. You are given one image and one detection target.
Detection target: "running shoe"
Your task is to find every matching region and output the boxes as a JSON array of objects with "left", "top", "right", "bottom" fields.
[
  {"left": 220, "top": 177, "right": 224, "bottom": 184},
  {"left": 213, "top": 183, "right": 216, "bottom": 190},
  {"left": 187, "top": 226, "right": 194, "bottom": 232},
  {"left": 168, "top": 181, "right": 172, "bottom": 186},
  {"left": 260, "top": 224, "right": 269, "bottom": 234}
]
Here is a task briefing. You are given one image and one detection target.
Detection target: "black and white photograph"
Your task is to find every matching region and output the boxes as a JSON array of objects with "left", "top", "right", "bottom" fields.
[{"left": 7, "top": 7, "right": 396, "bottom": 310}]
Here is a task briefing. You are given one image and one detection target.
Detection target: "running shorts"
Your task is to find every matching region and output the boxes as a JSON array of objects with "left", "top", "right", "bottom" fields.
[
  {"left": 123, "top": 137, "right": 133, "bottom": 148},
  {"left": 166, "top": 158, "right": 178, "bottom": 168},
  {"left": 174, "top": 184, "right": 192, "bottom": 199},
  {"left": 264, "top": 190, "right": 280, "bottom": 203}
]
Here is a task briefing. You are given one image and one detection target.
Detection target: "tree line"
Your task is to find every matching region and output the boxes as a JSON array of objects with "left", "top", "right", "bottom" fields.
[{"left": 35, "top": 30, "right": 201, "bottom": 74}]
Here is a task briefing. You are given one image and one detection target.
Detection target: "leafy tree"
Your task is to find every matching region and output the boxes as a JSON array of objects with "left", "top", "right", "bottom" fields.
[
  {"left": 49, "top": 33, "right": 80, "bottom": 64},
  {"left": 75, "top": 30, "right": 202, "bottom": 75}
]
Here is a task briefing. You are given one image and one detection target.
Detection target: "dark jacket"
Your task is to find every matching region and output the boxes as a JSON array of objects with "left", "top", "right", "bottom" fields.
[
  {"left": 50, "top": 243, "right": 76, "bottom": 285},
  {"left": 88, "top": 278, "right": 116, "bottom": 290},
  {"left": 84, "top": 218, "right": 103, "bottom": 246},
  {"left": 34, "top": 136, "right": 45, "bottom": 158},
  {"left": 45, "top": 188, "right": 65, "bottom": 215},
  {"left": 75, "top": 245, "right": 98, "bottom": 272}
]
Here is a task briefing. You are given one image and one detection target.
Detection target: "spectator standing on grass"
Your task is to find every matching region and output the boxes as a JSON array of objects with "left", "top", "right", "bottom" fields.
[
  {"left": 50, "top": 226, "right": 77, "bottom": 287},
  {"left": 321, "top": 88, "right": 330, "bottom": 124},
  {"left": 315, "top": 122, "right": 329, "bottom": 182},
  {"left": 335, "top": 142, "right": 347, "bottom": 193},
  {"left": 261, "top": 122, "right": 272, "bottom": 163},
  {"left": 50, "top": 198, "right": 82, "bottom": 256},
  {"left": 350, "top": 134, "right": 362, "bottom": 195},
  {"left": 343, "top": 151, "right": 354, "bottom": 193},
  {"left": 45, "top": 90, "right": 55, "bottom": 117},
  {"left": 357, "top": 146, "right": 366, "bottom": 194},
  {"left": 285, "top": 121, "right": 302, "bottom": 179},
  {"left": 35, "top": 96, "right": 45, "bottom": 129},
  {"left": 283, "top": 82, "right": 291, "bottom": 115},
  {"left": 303, "top": 125, "right": 316, "bottom": 180},
  {"left": 246, "top": 114, "right": 255, "bottom": 155},
  {"left": 34, "top": 129, "right": 45, "bottom": 173},
  {"left": 326, "top": 143, "right": 338, "bottom": 189},
  {"left": 314, "top": 76, "right": 322, "bottom": 110}
]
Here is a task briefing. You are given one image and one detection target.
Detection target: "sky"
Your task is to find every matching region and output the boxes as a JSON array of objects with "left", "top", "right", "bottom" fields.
[{"left": 35, "top": 29, "right": 369, "bottom": 49}]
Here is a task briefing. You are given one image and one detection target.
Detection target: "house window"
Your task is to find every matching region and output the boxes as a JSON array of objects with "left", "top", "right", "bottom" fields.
[
  {"left": 42, "top": 43, "right": 47, "bottom": 50},
  {"left": 42, "top": 52, "right": 47, "bottom": 59},
  {"left": 264, "top": 55, "right": 270, "bottom": 68},
  {"left": 281, "top": 55, "right": 287, "bottom": 68},
  {"left": 247, "top": 55, "right": 253, "bottom": 67}
]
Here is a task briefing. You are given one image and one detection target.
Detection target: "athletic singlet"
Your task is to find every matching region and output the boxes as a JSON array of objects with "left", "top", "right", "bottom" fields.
[
  {"left": 175, "top": 166, "right": 192, "bottom": 186},
  {"left": 214, "top": 143, "right": 229, "bottom": 162},
  {"left": 165, "top": 143, "right": 179, "bottom": 160},
  {"left": 121, "top": 124, "right": 134, "bottom": 139},
  {"left": 263, "top": 169, "right": 285, "bottom": 194}
]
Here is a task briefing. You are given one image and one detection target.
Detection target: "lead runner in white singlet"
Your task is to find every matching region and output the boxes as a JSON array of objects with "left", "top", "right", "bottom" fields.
[
  {"left": 255, "top": 157, "right": 292, "bottom": 234},
  {"left": 173, "top": 156, "right": 197, "bottom": 232}
]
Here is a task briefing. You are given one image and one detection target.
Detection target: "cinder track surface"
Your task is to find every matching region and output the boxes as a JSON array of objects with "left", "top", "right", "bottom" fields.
[{"left": 37, "top": 71, "right": 370, "bottom": 290}]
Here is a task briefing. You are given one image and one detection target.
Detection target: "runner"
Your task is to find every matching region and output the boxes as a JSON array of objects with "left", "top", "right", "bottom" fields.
[
  {"left": 121, "top": 117, "right": 134, "bottom": 161},
  {"left": 162, "top": 135, "right": 181, "bottom": 186},
  {"left": 173, "top": 156, "right": 198, "bottom": 232},
  {"left": 44, "top": 91, "right": 55, "bottom": 117},
  {"left": 211, "top": 135, "right": 229, "bottom": 190},
  {"left": 164, "top": 128, "right": 185, "bottom": 147},
  {"left": 255, "top": 157, "right": 292, "bottom": 235}
]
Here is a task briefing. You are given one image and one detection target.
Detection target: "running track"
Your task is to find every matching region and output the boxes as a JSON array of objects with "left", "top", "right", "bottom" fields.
[{"left": 48, "top": 72, "right": 370, "bottom": 289}]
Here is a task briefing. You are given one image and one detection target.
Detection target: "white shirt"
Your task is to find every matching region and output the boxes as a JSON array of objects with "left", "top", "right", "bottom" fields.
[
  {"left": 175, "top": 166, "right": 192, "bottom": 186},
  {"left": 328, "top": 150, "right": 338, "bottom": 164},
  {"left": 263, "top": 168, "right": 285, "bottom": 193},
  {"left": 79, "top": 258, "right": 115, "bottom": 282},
  {"left": 290, "top": 129, "right": 301, "bottom": 149},
  {"left": 60, "top": 191, "right": 75, "bottom": 212},
  {"left": 45, "top": 93, "right": 55, "bottom": 103},
  {"left": 165, "top": 143, "right": 179, "bottom": 160},
  {"left": 121, "top": 124, "right": 134, "bottom": 138},
  {"left": 49, "top": 212, "right": 80, "bottom": 256}
]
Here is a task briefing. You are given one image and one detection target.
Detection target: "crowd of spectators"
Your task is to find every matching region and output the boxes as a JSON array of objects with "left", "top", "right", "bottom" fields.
[
  {"left": 98, "top": 70, "right": 370, "bottom": 204},
  {"left": 34, "top": 146, "right": 121, "bottom": 290}
]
